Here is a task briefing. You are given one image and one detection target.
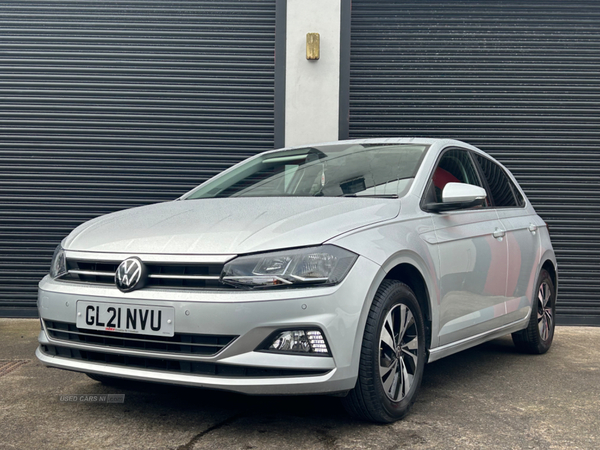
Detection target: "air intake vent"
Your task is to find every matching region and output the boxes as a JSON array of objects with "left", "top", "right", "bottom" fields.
[{"left": 45, "top": 320, "right": 237, "bottom": 357}]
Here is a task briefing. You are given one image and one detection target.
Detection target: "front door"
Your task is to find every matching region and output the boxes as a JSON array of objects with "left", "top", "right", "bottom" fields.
[{"left": 426, "top": 148, "right": 509, "bottom": 346}]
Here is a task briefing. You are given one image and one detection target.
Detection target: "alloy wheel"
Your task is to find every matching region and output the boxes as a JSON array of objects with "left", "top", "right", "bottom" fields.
[
  {"left": 537, "top": 280, "right": 553, "bottom": 341},
  {"left": 379, "top": 304, "right": 419, "bottom": 401}
]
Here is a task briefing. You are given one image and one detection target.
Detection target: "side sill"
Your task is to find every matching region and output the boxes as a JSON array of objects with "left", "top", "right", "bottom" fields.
[{"left": 427, "top": 317, "right": 529, "bottom": 363}]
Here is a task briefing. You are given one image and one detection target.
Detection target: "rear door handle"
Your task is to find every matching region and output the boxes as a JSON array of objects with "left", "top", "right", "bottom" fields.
[{"left": 493, "top": 228, "right": 506, "bottom": 239}]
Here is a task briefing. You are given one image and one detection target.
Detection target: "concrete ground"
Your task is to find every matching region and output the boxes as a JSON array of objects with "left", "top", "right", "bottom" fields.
[{"left": 1, "top": 319, "right": 599, "bottom": 450}]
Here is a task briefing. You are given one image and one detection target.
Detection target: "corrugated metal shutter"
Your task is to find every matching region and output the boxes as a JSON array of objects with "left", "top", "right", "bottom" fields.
[
  {"left": 350, "top": 0, "right": 600, "bottom": 325},
  {"left": 0, "top": 0, "right": 275, "bottom": 316}
]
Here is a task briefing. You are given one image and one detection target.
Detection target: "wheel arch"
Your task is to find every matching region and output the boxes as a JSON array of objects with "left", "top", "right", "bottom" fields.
[
  {"left": 383, "top": 263, "right": 433, "bottom": 351},
  {"left": 348, "top": 250, "right": 440, "bottom": 384},
  {"left": 521, "top": 250, "right": 558, "bottom": 325},
  {"left": 541, "top": 259, "right": 557, "bottom": 293},
  {"left": 356, "top": 250, "right": 439, "bottom": 354},
  {"left": 538, "top": 248, "right": 558, "bottom": 304}
]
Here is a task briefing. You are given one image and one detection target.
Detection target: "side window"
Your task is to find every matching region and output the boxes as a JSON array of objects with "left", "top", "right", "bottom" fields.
[
  {"left": 474, "top": 154, "right": 523, "bottom": 208},
  {"left": 430, "top": 149, "right": 484, "bottom": 203}
]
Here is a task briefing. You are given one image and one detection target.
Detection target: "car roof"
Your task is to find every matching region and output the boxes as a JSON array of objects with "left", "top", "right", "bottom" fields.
[
  {"left": 271, "top": 137, "right": 478, "bottom": 153},
  {"left": 274, "top": 137, "right": 508, "bottom": 167}
]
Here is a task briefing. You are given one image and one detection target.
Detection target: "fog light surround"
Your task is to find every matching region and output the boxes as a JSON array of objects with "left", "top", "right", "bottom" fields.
[{"left": 260, "top": 329, "right": 331, "bottom": 356}]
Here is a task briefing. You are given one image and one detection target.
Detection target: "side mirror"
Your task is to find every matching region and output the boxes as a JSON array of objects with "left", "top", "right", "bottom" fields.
[{"left": 426, "top": 182, "right": 487, "bottom": 213}]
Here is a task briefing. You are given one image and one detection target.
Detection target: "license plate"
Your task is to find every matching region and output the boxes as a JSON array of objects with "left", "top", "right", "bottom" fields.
[{"left": 76, "top": 301, "right": 175, "bottom": 337}]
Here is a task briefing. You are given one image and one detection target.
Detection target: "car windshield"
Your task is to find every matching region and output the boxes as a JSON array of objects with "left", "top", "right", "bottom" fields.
[{"left": 184, "top": 143, "right": 429, "bottom": 199}]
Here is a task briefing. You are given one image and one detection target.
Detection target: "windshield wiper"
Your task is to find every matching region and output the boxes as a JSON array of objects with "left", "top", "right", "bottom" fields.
[{"left": 339, "top": 194, "right": 399, "bottom": 198}]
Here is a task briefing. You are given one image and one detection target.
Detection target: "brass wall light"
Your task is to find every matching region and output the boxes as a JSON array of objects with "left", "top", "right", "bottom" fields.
[{"left": 306, "top": 33, "right": 320, "bottom": 60}]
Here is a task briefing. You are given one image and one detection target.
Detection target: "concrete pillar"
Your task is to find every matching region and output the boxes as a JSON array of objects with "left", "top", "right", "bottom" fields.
[{"left": 284, "top": 0, "right": 342, "bottom": 147}]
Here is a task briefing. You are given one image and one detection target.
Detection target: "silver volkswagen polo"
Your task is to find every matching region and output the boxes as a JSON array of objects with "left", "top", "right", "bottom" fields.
[{"left": 36, "top": 138, "right": 557, "bottom": 423}]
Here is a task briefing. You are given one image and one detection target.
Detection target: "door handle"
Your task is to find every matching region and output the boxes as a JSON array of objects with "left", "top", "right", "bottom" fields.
[
  {"left": 493, "top": 228, "right": 505, "bottom": 239},
  {"left": 528, "top": 223, "right": 538, "bottom": 234}
]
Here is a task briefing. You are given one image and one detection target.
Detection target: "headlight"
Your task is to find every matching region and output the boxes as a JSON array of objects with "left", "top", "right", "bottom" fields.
[
  {"left": 221, "top": 245, "right": 358, "bottom": 288},
  {"left": 49, "top": 245, "right": 67, "bottom": 279}
]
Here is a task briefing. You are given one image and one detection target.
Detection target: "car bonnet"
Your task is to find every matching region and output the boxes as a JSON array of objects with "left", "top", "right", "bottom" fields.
[{"left": 64, "top": 196, "right": 401, "bottom": 255}]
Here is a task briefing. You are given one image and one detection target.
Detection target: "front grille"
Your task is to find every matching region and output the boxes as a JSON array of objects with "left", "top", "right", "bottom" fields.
[
  {"left": 63, "top": 259, "right": 232, "bottom": 289},
  {"left": 41, "top": 345, "right": 331, "bottom": 378},
  {"left": 44, "top": 320, "right": 237, "bottom": 357}
]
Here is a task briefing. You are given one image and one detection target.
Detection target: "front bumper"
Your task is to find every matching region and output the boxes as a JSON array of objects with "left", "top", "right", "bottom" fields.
[{"left": 36, "top": 256, "right": 380, "bottom": 395}]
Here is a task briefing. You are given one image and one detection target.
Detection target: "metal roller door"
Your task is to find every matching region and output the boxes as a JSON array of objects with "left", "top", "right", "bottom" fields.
[
  {"left": 0, "top": 0, "right": 276, "bottom": 316},
  {"left": 350, "top": 0, "right": 600, "bottom": 325}
]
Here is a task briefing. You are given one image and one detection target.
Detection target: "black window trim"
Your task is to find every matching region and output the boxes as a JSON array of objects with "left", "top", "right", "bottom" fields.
[{"left": 471, "top": 151, "right": 527, "bottom": 210}]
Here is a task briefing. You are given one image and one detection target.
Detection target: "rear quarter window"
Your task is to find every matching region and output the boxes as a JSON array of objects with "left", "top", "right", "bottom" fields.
[{"left": 474, "top": 154, "right": 525, "bottom": 208}]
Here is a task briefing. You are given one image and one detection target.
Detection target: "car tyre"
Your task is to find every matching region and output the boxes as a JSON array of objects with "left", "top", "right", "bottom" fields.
[
  {"left": 342, "top": 280, "right": 426, "bottom": 423},
  {"left": 512, "top": 269, "right": 555, "bottom": 354}
]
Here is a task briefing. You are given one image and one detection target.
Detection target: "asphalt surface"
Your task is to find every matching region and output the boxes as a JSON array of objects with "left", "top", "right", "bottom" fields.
[{"left": 1, "top": 319, "right": 599, "bottom": 450}]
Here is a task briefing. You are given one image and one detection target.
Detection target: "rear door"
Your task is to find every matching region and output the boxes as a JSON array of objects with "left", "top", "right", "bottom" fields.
[{"left": 473, "top": 154, "right": 542, "bottom": 324}]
